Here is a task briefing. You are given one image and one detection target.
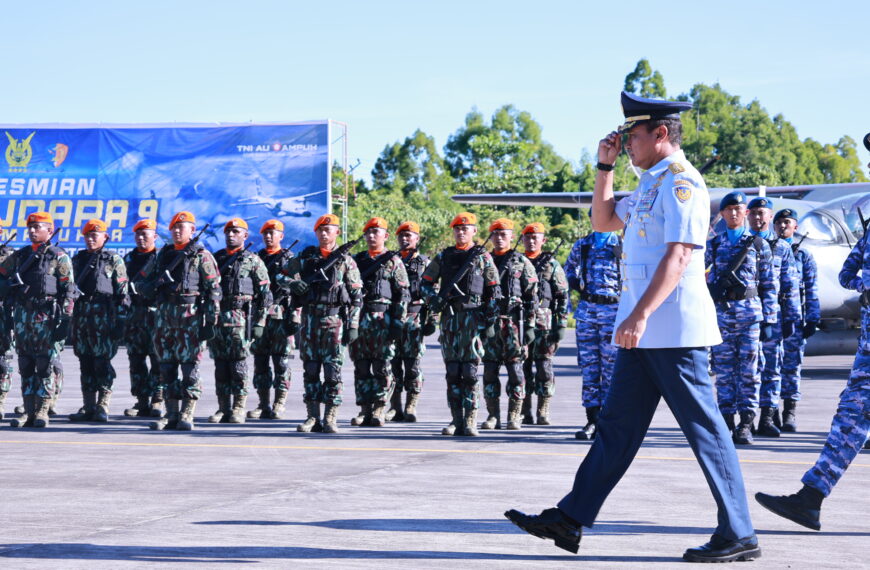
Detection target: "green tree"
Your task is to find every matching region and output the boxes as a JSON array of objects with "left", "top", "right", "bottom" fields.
[{"left": 623, "top": 58, "right": 667, "bottom": 98}]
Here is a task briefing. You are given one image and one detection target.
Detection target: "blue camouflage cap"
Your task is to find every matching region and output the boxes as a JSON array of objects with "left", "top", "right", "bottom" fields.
[
  {"left": 748, "top": 197, "right": 773, "bottom": 210},
  {"left": 719, "top": 191, "right": 747, "bottom": 211},
  {"left": 618, "top": 91, "right": 694, "bottom": 133},
  {"left": 774, "top": 208, "right": 798, "bottom": 222}
]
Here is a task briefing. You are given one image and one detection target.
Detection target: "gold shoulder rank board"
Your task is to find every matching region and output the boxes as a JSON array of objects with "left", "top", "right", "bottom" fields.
[{"left": 669, "top": 162, "right": 686, "bottom": 174}]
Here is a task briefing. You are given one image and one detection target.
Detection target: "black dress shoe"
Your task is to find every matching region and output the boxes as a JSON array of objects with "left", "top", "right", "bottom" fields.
[
  {"left": 683, "top": 534, "right": 761, "bottom": 563},
  {"left": 504, "top": 507, "right": 582, "bottom": 554},
  {"left": 755, "top": 491, "right": 821, "bottom": 531}
]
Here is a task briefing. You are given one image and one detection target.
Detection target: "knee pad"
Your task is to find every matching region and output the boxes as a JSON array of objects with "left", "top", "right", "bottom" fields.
[
  {"left": 482, "top": 361, "right": 500, "bottom": 385},
  {"left": 180, "top": 362, "right": 200, "bottom": 383},
  {"left": 253, "top": 354, "right": 270, "bottom": 374},
  {"left": 404, "top": 358, "right": 421, "bottom": 380},
  {"left": 231, "top": 359, "right": 247, "bottom": 382},
  {"left": 354, "top": 359, "right": 371, "bottom": 381},
  {"left": 391, "top": 358, "right": 404, "bottom": 383},
  {"left": 35, "top": 356, "right": 52, "bottom": 379},
  {"left": 445, "top": 361, "right": 461, "bottom": 384},
  {"left": 94, "top": 358, "right": 115, "bottom": 380},
  {"left": 323, "top": 362, "right": 341, "bottom": 384},
  {"left": 214, "top": 359, "right": 231, "bottom": 385},
  {"left": 505, "top": 361, "right": 523, "bottom": 385},
  {"left": 160, "top": 363, "right": 179, "bottom": 383},
  {"left": 535, "top": 359, "right": 553, "bottom": 382},
  {"left": 18, "top": 354, "right": 35, "bottom": 379},
  {"left": 460, "top": 362, "right": 478, "bottom": 386},
  {"left": 303, "top": 360, "right": 321, "bottom": 383},
  {"left": 272, "top": 355, "right": 290, "bottom": 378}
]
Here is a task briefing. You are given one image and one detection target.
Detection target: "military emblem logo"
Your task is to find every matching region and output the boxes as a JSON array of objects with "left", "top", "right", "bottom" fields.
[
  {"left": 675, "top": 185, "right": 692, "bottom": 203},
  {"left": 5, "top": 131, "right": 35, "bottom": 171}
]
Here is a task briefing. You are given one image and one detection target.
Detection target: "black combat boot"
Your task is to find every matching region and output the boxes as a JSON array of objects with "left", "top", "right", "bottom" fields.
[
  {"left": 755, "top": 485, "right": 823, "bottom": 530},
  {"left": 575, "top": 406, "right": 600, "bottom": 440},
  {"left": 722, "top": 412, "right": 735, "bottom": 432},
  {"left": 756, "top": 406, "right": 780, "bottom": 438},
  {"left": 247, "top": 388, "right": 271, "bottom": 420},
  {"left": 733, "top": 410, "right": 755, "bottom": 445},
  {"left": 781, "top": 398, "right": 798, "bottom": 432}
]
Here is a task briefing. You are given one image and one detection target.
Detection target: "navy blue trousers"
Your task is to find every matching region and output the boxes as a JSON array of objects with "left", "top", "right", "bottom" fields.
[{"left": 557, "top": 347, "right": 755, "bottom": 540}]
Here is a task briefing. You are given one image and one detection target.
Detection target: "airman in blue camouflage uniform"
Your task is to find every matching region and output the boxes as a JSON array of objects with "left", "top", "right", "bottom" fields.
[
  {"left": 747, "top": 198, "right": 802, "bottom": 438},
  {"left": 755, "top": 135, "right": 870, "bottom": 529},
  {"left": 349, "top": 217, "right": 409, "bottom": 427},
  {"left": 422, "top": 212, "right": 501, "bottom": 437},
  {"left": 774, "top": 208, "right": 820, "bottom": 433},
  {"left": 706, "top": 191, "right": 777, "bottom": 445},
  {"left": 563, "top": 225, "right": 621, "bottom": 440},
  {"left": 0, "top": 226, "right": 15, "bottom": 422},
  {"left": 480, "top": 218, "right": 538, "bottom": 431},
  {"left": 68, "top": 219, "right": 130, "bottom": 423},
  {"left": 521, "top": 223, "right": 569, "bottom": 426},
  {"left": 0, "top": 212, "right": 76, "bottom": 428}
]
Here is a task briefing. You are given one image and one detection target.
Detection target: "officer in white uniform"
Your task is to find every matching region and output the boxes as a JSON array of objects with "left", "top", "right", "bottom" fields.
[{"left": 506, "top": 92, "right": 760, "bottom": 563}]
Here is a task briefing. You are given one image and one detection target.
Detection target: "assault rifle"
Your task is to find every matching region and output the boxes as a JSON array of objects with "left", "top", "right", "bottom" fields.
[
  {"left": 74, "top": 247, "right": 105, "bottom": 297},
  {"left": 153, "top": 223, "right": 210, "bottom": 290},
  {"left": 218, "top": 241, "right": 253, "bottom": 274},
  {"left": 307, "top": 234, "right": 363, "bottom": 285},
  {"left": 1, "top": 231, "right": 17, "bottom": 248},
  {"left": 399, "top": 236, "right": 426, "bottom": 259},
  {"left": 531, "top": 238, "right": 564, "bottom": 272},
  {"left": 9, "top": 227, "right": 61, "bottom": 294},
  {"left": 707, "top": 235, "right": 761, "bottom": 302},
  {"left": 430, "top": 233, "right": 493, "bottom": 315}
]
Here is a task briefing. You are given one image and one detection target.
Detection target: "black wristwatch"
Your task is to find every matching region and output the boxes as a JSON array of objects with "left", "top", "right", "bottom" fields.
[{"left": 596, "top": 162, "right": 615, "bottom": 172}]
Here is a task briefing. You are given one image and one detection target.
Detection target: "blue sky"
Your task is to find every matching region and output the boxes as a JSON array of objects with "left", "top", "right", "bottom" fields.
[{"left": 3, "top": 0, "right": 869, "bottom": 183}]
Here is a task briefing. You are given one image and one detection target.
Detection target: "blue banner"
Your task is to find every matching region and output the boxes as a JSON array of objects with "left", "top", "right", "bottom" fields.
[{"left": 0, "top": 122, "right": 331, "bottom": 255}]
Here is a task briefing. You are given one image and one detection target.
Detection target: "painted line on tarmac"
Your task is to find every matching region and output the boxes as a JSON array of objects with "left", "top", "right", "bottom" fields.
[{"left": 1, "top": 439, "right": 867, "bottom": 468}]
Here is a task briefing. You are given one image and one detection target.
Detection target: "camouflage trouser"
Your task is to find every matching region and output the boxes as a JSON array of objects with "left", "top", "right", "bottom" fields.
[
  {"left": 72, "top": 298, "right": 121, "bottom": 393},
  {"left": 482, "top": 314, "right": 526, "bottom": 400},
  {"left": 13, "top": 302, "right": 65, "bottom": 399},
  {"left": 126, "top": 304, "right": 161, "bottom": 399},
  {"left": 349, "top": 310, "right": 397, "bottom": 406},
  {"left": 153, "top": 302, "right": 206, "bottom": 401},
  {"left": 391, "top": 310, "right": 425, "bottom": 395},
  {"left": 250, "top": 317, "right": 293, "bottom": 393},
  {"left": 439, "top": 307, "right": 484, "bottom": 412},
  {"left": 208, "top": 312, "right": 252, "bottom": 398},
  {"left": 523, "top": 329, "right": 558, "bottom": 398},
  {"left": 781, "top": 328, "right": 808, "bottom": 401},
  {"left": 0, "top": 338, "right": 14, "bottom": 395},
  {"left": 299, "top": 307, "right": 345, "bottom": 406},
  {"left": 576, "top": 300, "right": 618, "bottom": 408},
  {"left": 759, "top": 318, "right": 785, "bottom": 408},
  {"left": 801, "top": 322, "right": 870, "bottom": 496},
  {"left": 711, "top": 313, "right": 760, "bottom": 414}
]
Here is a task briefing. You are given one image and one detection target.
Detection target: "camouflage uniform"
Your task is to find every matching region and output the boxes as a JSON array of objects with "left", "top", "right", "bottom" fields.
[
  {"left": 139, "top": 242, "right": 221, "bottom": 430},
  {"left": 0, "top": 242, "right": 76, "bottom": 427},
  {"left": 249, "top": 246, "right": 297, "bottom": 419},
  {"left": 563, "top": 233, "right": 621, "bottom": 438},
  {"left": 389, "top": 251, "right": 436, "bottom": 422},
  {"left": 756, "top": 231, "right": 802, "bottom": 434},
  {"left": 282, "top": 245, "right": 362, "bottom": 433},
  {"left": 207, "top": 247, "right": 272, "bottom": 424},
  {"left": 798, "top": 236, "right": 870, "bottom": 496},
  {"left": 0, "top": 242, "right": 15, "bottom": 419},
  {"left": 522, "top": 251, "right": 569, "bottom": 425},
  {"left": 705, "top": 228, "right": 777, "bottom": 443},
  {"left": 421, "top": 246, "right": 501, "bottom": 436},
  {"left": 69, "top": 248, "right": 130, "bottom": 422},
  {"left": 481, "top": 250, "right": 537, "bottom": 430},
  {"left": 349, "top": 250, "right": 410, "bottom": 425},
  {"left": 124, "top": 248, "right": 162, "bottom": 417}
]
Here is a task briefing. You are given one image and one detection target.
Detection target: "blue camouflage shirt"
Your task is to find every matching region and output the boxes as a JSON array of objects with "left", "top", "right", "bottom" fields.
[
  {"left": 563, "top": 233, "right": 621, "bottom": 319},
  {"left": 705, "top": 229, "right": 777, "bottom": 324}
]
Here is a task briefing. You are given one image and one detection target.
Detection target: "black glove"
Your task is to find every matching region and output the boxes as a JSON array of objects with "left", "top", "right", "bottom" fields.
[
  {"left": 429, "top": 296, "right": 446, "bottom": 314},
  {"left": 421, "top": 321, "right": 437, "bottom": 337},
  {"left": 523, "top": 326, "right": 536, "bottom": 346},
  {"left": 199, "top": 324, "right": 217, "bottom": 342},
  {"left": 343, "top": 327, "right": 359, "bottom": 345},
  {"left": 548, "top": 326, "right": 566, "bottom": 345},
  {"left": 288, "top": 280, "right": 309, "bottom": 296},
  {"left": 52, "top": 319, "right": 70, "bottom": 344},
  {"left": 781, "top": 320, "right": 795, "bottom": 339},
  {"left": 803, "top": 321, "right": 819, "bottom": 338},
  {"left": 759, "top": 323, "right": 773, "bottom": 342},
  {"left": 251, "top": 325, "right": 265, "bottom": 341},
  {"left": 283, "top": 319, "right": 299, "bottom": 336}
]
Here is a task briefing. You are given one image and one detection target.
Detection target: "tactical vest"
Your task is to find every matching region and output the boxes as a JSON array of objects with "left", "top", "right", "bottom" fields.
[
  {"left": 216, "top": 249, "right": 255, "bottom": 298},
  {"left": 355, "top": 251, "right": 394, "bottom": 301},
  {"left": 494, "top": 251, "right": 523, "bottom": 300},
  {"left": 300, "top": 246, "right": 349, "bottom": 306},
  {"left": 156, "top": 243, "right": 202, "bottom": 295},
  {"left": 580, "top": 236, "right": 622, "bottom": 289},
  {"left": 73, "top": 249, "right": 116, "bottom": 297},
  {"left": 403, "top": 253, "right": 428, "bottom": 301},
  {"left": 125, "top": 248, "right": 155, "bottom": 279},
  {"left": 259, "top": 248, "right": 293, "bottom": 292},
  {"left": 440, "top": 247, "right": 484, "bottom": 299},
  {"left": 532, "top": 257, "right": 554, "bottom": 309},
  {"left": 14, "top": 245, "right": 65, "bottom": 298}
]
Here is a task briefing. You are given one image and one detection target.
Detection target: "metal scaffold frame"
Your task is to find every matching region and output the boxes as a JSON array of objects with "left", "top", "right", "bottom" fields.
[{"left": 329, "top": 120, "right": 350, "bottom": 237}]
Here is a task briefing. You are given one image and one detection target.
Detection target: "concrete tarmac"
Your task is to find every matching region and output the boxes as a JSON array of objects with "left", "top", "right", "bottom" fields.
[{"left": 0, "top": 336, "right": 867, "bottom": 569}]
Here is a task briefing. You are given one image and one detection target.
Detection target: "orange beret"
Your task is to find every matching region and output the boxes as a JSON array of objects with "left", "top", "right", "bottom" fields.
[
  {"left": 169, "top": 211, "right": 196, "bottom": 229},
  {"left": 133, "top": 219, "right": 157, "bottom": 232},
  {"left": 223, "top": 218, "right": 249, "bottom": 232},
  {"left": 81, "top": 219, "right": 108, "bottom": 235},
  {"left": 314, "top": 213, "right": 340, "bottom": 230},
  {"left": 450, "top": 212, "right": 477, "bottom": 227},
  {"left": 396, "top": 221, "right": 420, "bottom": 235},
  {"left": 363, "top": 217, "right": 388, "bottom": 232},
  {"left": 26, "top": 212, "right": 53, "bottom": 225},
  {"left": 488, "top": 218, "right": 514, "bottom": 232},
  {"left": 260, "top": 219, "right": 284, "bottom": 233},
  {"left": 522, "top": 222, "right": 546, "bottom": 235}
]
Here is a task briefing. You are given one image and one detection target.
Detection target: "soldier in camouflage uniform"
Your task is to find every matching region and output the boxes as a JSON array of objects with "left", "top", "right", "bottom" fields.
[
  {"left": 562, "top": 223, "right": 621, "bottom": 440},
  {"left": 747, "top": 197, "right": 802, "bottom": 438},
  {"left": 348, "top": 217, "right": 409, "bottom": 427},
  {"left": 706, "top": 192, "right": 777, "bottom": 445},
  {"left": 249, "top": 219, "right": 297, "bottom": 420},
  {"left": 756, "top": 134, "right": 870, "bottom": 527},
  {"left": 68, "top": 219, "right": 130, "bottom": 423},
  {"left": 421, "top": 212, "right": 501, "bottom": 437},
  {"left": 520, "top": 223, "right": 569, "bottom": 426},
  {"left": 123, "top": 219, "right": 163, "bottom": 418},
  {"left": 0, "top": 225, "right": 15, "bottom": 422},
  {"left": 207, "top": 218, "right": 272, "bottom": 424},
  {"left": 480, "top": 218, "right": 537, "bottom": 431},
  {"left": 0, "top": 212, "right": 76, "bottom": 428},
  {"left": 139, "top": 211, "right": 221, "bottom": 431},
  {"left": 774, "top": 208, "right": 821, "bottom": 433},
  {"left": 387, "top": 221, "right": 437, "bottom": 423},
  {"left": 282, "top": 213, "right": 362, "bottom": 434}
]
